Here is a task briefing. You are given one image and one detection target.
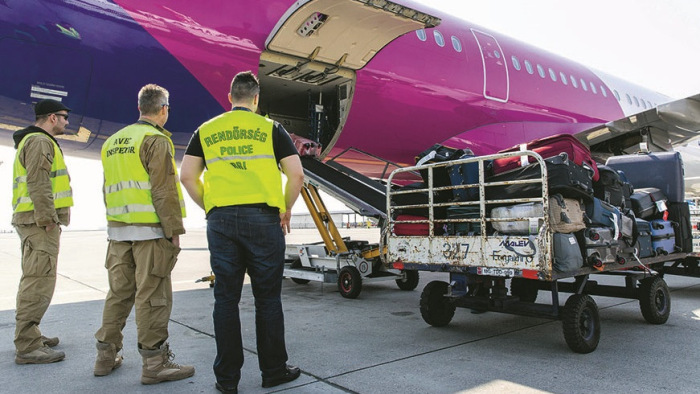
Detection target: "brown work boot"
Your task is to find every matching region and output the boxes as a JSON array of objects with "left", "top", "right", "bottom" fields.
[
  {"left": 41, "top": 336, "right": 60, "bottom": 347},
  {"left": 94, "top": 342, "right": 123, "bottom": 376},
  {"left": 15, "top": 346, "right": 65, "bottom": 365},
  {"left": 138, "top": 343, "right": 195, "bottom": 385}
]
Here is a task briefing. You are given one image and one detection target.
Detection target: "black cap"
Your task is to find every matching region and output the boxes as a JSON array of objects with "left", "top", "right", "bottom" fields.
[{"left": 34, "top": 99, "right": 71, "bottom": 116}]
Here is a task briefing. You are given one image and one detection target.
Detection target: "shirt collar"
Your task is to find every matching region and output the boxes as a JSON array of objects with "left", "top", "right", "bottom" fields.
[{"left": 137, "top": 118, "right": 172, "bottom": 137}]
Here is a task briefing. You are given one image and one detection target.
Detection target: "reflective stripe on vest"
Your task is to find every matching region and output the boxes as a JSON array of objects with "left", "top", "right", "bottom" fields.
[
  {"left": 198, "top": 110, "right": 285, "bottom": 213},
  {"left": 102, "top": 124, "right": 186, "bottom": 224},
  {"left": 12, "top": 133, "right": 73, "bottom": 212}
]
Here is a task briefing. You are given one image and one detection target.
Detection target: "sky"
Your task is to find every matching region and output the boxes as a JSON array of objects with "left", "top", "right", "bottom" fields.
[{"left": 2, "top": 1, "right": 699, "bottom": 231}]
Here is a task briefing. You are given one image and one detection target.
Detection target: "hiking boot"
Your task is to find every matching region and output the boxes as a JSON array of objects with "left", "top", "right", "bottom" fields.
[
  {"left": 15, "top": 346, "right": 65, "bottom": 365},
  {"left": 41, "top": 336, "right": 60, "bottom": 347},
  {"left": 138, "top": 343, "right": 195, "bottom": 385},
  {"left": 261, "top": 365, "right": 301, "bottom": 388},
  {"left": 94, "top": 342, "right": 123, "bottom": 376}
]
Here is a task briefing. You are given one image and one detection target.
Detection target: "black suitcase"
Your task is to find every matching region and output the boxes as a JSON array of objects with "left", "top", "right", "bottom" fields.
[
  {"left": 445, "top": 205, "right": 481, "bottom": 235},
  {"left": 616, "top": 169, "right": 634, "bottom": 211},
  {"left": 391, "top": 182, "right": 447, "bottom": 219},
  {"left": 666, "top": 201, "right": 693, "bottom": 252},
  {"left": 594, "top": 165, "right": 625, "bottom": 208},
  {"left": 634, "top": 219, "right": 654, "bottom": 258},
  {"left": 606, "top": 152, "right": 685, "bottom": 202},
  {"left": 630, "top": 187, "right": 667, "bottom": 219},
  {"left": 485, "top": 153, "right": 594, "bottom": 202},
  {"left": 416, "top": 144, "right": 466, "bottom": 204}
]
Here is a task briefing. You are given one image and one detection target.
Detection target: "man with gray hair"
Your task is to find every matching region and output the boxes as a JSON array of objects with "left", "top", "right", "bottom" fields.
[{"left": 94, "top": 84, "right": 194, "bottom": 384}]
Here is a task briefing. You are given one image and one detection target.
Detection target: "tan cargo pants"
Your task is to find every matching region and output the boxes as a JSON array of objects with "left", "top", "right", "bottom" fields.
[
  {"left": 94, "top": 238, "right": 180, "bottom": 351},
  {"left": 14, "top": 224, "right": 61, "bottom": 354}
]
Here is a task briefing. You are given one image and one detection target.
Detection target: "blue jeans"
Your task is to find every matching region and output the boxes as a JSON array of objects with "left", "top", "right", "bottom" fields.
[{"left": 207, "top": 206, "right": 288, "bottom": 387}]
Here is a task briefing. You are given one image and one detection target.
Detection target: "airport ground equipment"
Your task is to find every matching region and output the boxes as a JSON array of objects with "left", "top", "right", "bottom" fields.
[
  {"left": 283, "top": 153, "right": 423, "bottom": 297},
  {"left": 382, "top": 151, "right": 688, "bottom": 353}
]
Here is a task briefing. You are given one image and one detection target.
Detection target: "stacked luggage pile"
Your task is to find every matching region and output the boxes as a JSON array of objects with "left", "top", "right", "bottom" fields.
[{"left": 392, "top": 134, "right": 694, "bottom": 274}]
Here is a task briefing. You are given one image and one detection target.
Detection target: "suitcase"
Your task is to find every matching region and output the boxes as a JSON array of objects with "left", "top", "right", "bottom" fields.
[
  {"left": 616, "top": 170, "right": 634, "bottom": 211},
  {"left": 580, "top": 227, "right": 630, "bottom": 269},
  {"left": 445, "top": 206, "right": 481, "bottom": 235},
  {"left": 553, "top": 233, "right": 584, "bottom": 272},
  {"left": 289, "top": 133, "right": 321, "bottom": 158},
  {"left": 548, "top": 194, "right": 586, "bottom": 233},
  {"left": 393, "top": 215, "right": 429, "bottom": 236},
  {"left": 492, "top": 133, "right": 600, "bottom": 181},
  {"left": 666, "top": 201, "right": 693, "bottom": 252},
  {"left": 634, "top": 219, "right": 655, "bottom": 258},
  {"left": 585, "top": 198, "right": 621, "bottom": 236},
  {"left": 606, "top": 152, "right": 685, "bottom": 202},
  {"left": 485, "top": 153, "right": 594, "bottom": 202},
  {"left": 594, "top": 165, "right": 625, "bottom": 208},
  {"left": 649, "top": 219, "right": 677, "bottom": 255},
  {"left": 391, "top": 182, "right": 447, "bottom": 219},
  {"left": 491, "top": 202, "right": 543, "bottom": 235},
  {"left": 447, "top": 155, "right": 480, "bottom": 201},
  {"left": 630, "top": 187, "right": 668, "bottom": 220},
  {"left": 415, "top": 144, "right": 467, "bottom": 203}
]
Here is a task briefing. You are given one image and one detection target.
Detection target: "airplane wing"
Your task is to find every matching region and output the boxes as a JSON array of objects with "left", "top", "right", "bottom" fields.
[{"left": 576, "top": 93, "right": 700, "bottom": 161}]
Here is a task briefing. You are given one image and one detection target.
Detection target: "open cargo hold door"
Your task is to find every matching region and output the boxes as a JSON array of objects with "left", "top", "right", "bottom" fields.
[{"left": 260, "top": 0, "right": 439, "bottom": 157}]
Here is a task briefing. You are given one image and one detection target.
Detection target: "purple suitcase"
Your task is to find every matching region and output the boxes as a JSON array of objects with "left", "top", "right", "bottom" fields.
[
  {"left": 649, "top": 219, "right": 678, "bottom": 255},
  {"left": 606, "top": 152, "right": 684, "bottom": 203}
]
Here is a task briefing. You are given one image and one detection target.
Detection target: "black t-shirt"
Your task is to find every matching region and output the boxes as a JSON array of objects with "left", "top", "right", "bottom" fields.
[{"left": 184, "top": 110, "right": 299, "bottom": 164}]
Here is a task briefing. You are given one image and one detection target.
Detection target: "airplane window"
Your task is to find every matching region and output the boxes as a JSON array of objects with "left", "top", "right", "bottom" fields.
[
  {"left": 416, "top": 29, "right": 427, "bottom": 41},
  {"left": 613, "top": 90, "right": 621, "bottom": 101},
  {"left": 537, "top": 64, "right": 545, "bottom": 78},
  {"left": 633, "top": 96, "right": 640, "bottom": 107},
  {"left": 512, "top": 56, "right": 521, "bottom": 70},
  {"left": 451, "top": 36, "right": 462, "bottom": 52},
  {"left": 580, "top": 79, "right": 588, "bottom": 91},
  {"left": 549, "top": 68, "right": 557, "bottom": 82},
  {"left": 600, "top": 86, "right": 607, "bottom": 97},
  {"left": 570, "top": 75, "right": 578, "bottom": 88},
  {"left": 626, "top": 94, "right": 632, "bottom": 104},
  {"left": 493, "top": 50, "right": 501, "bottom": 59},
  {"left": 434, "top": 30, "right": 445, "bottom": 47},
  {"left": 590, "top": 82, "right": 597, "bottom": 94},
  {"left": 560, "top": 72, "right": 568, "bottom": 85},
  {"left": 525, "top": 60, "right": 534, "bottom": 74}
]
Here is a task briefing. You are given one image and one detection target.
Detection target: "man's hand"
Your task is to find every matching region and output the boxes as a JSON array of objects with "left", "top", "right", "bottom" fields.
[
  {"left": 170, "top": 234, "right": 180, "bottom": 248},
  {"left": 280, "top": 211, "right": 292, "bottom": 235},
  {"left": 45, "top": 223, "right": 57, "bottom": 232}
]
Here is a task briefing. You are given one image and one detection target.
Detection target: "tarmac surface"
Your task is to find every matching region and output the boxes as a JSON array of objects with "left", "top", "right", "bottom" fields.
[{"left": 1, "top": 228, "right": 699, "bottom": 393}]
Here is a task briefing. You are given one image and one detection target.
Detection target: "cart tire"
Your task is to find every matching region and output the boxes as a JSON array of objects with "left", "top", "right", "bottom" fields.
[
  {"left": 420, "top": 281, "right": 455, "bottom": 327},
  {"left": 396, "top": 270, "right": 420, "bottom": 291},
  {"left": 638, "top": 276, "right": 671, "bottom": 324},
  {"left": 510, "top": 278, "right": 538, "bottom": 303},
  {"left": 562, "top": 294, "right": 600, "bottom": 354},
  {"left": 289, "top": 259, "right": 310, "bottom": 285},
  {"left": 338, "top": 266, "right": 362, "bottom": 299}
]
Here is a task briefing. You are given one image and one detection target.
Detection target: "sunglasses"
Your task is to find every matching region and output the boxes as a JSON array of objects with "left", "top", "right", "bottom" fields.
[{"left": 53, "top": 113, "right": 69, "bottom": 120}]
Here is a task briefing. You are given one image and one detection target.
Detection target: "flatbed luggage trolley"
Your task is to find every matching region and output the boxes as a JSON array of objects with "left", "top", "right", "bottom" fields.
[{"left": 382, "top": 151, "right": 678, "bottom": 353}]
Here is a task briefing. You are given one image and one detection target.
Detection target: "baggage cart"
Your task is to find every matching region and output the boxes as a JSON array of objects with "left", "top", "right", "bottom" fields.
[{"left": 382, "top": 151, "right": 683, "bottom": 353}]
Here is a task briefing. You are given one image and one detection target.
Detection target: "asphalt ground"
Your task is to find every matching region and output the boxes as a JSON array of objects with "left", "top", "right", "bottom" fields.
[{"left": 1, "top": 228, "right": 699, "bottom": 393}]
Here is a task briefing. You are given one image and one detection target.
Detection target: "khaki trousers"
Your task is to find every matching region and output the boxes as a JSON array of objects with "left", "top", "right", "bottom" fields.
[
  {"left": 14, "top": 224, "right": 61, "bottom": 353},
  {"left": 95, "top": 238, "right": 180, "bottom": 350}
]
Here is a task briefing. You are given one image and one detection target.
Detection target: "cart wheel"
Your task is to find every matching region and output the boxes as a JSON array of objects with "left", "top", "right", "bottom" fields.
[
  {"left": 420, "top": 281, "right": 455, "bottom": 327},
  {"left": 289, "top": 259, "right": 310, "bottom": 285},
  {"left": 338, "top": 266, "right": 362, "bottom": 299},
  {"left": 562, "top": 294, "right": 600, "bottom": 354},
  {"left": 638, "top": 276, "right": 671, "bottom": 324},
  {"left": 396, "top": 270, "right": 419, "bottom": 291},
  {"left": 510, "top": 278, "right": 538, "bottom": 303}
]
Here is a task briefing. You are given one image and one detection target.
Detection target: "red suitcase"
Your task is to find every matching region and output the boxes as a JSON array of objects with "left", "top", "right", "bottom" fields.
[
  {"left": 289, "top": 133, "right": 321, "bottom": 158},
  {"left": 492, "top": 134, "right": 599, "bottom": 181},
  {"left": 393, "top": 215, "right": 430, "bottom": 236}
]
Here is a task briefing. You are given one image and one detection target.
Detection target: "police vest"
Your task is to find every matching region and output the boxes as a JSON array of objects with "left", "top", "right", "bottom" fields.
[
  {"left": 199, "top": 110, "right": 285, "bottom": 213},
  {"left": 101, "top": 123, "right": 186, "bottom": 224},
  {"left": 13, "top": 133, "right": 73, "bottom": 213}
]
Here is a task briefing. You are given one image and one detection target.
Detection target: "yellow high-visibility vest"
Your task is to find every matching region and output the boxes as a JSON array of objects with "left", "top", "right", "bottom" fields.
[
  {"left": 199, "top": 110, "right": 285, "bottom": 213},
  {"left": 102, "top": 123, "right": 186, "bottom": 223},
  {"left": 13, "top": 133, "right": 73, "bottom": 212}
]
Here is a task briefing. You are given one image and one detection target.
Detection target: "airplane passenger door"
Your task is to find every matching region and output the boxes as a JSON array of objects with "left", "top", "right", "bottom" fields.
[{"left": 471, "top": 29, "right": 509, "bottom": 103}]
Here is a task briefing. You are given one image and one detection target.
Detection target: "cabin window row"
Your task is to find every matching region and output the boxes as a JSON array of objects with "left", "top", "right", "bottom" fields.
[{"left": 416, "top": 30, "right": 658, "bottom": 110}]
